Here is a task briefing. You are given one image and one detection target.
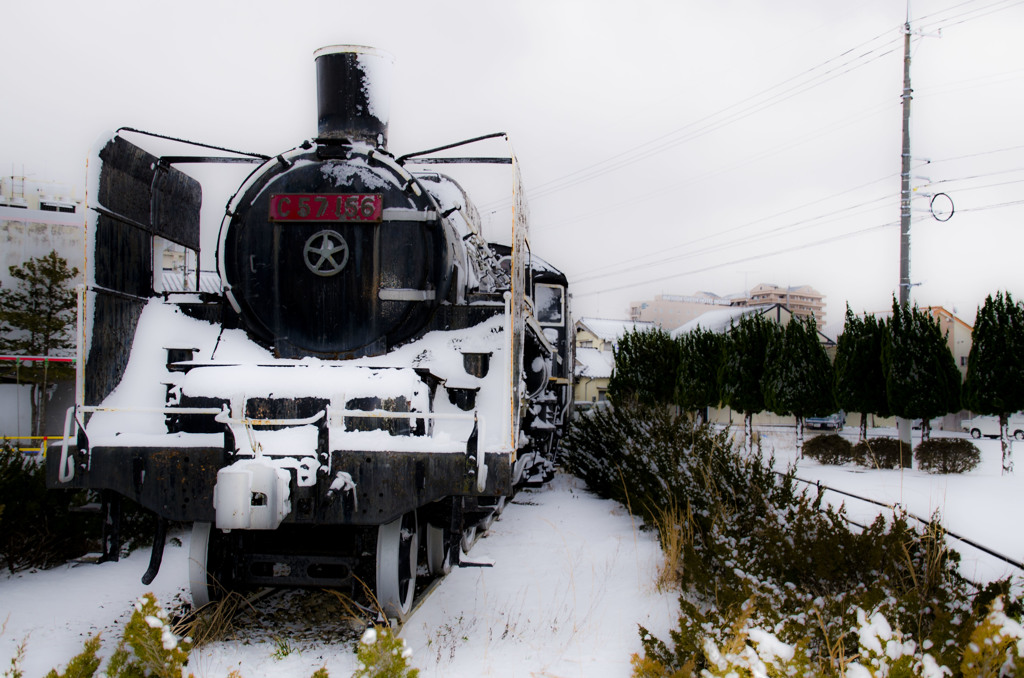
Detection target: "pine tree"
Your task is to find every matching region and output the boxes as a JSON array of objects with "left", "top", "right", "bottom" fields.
[
  {"left": 0, "top": 251, "right": 79, "bottom": 436},
  {"left": 676, "top": 327, "right": 722, "bottom": 424},
  {"left": 719, "top": 313, "right": 779, "bottom": 451},
  {"left": 963, "top": 291, "right": 1024, "bottom": 474},
  {"left": 834, "top": 306, "right": 890, "bottom": 441},
  {"left": 761, "top": 315, "right": 835, "bottom": 452},
  {"left": 607, "top": 327, "right": 680, "bottom": 407},
  {"left": 882, "top": 299, "right": 961, "bottom": 461}
]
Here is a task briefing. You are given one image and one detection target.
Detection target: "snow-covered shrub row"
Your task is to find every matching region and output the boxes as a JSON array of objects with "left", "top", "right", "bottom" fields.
[
  {"left": 560, "top": 401, "right": 1024, "bottom": 677},
  {"left": 802, "top": 436, "right": 981, "bottom": 475}
]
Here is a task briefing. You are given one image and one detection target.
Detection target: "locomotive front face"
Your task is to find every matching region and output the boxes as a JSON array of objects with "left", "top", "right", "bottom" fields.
[{"left": 221, "top": 149, "right": 452, "bottom": 358}]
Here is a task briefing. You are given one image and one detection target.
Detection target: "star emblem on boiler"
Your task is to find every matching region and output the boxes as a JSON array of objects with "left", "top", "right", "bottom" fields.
[{"left": 303, "top": 230, "right": 350, "bottom": 276}]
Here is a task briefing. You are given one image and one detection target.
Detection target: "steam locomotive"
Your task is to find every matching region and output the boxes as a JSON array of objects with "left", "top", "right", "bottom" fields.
[{"left": 48, "top": 46, "right": 573, "bottom": 619}]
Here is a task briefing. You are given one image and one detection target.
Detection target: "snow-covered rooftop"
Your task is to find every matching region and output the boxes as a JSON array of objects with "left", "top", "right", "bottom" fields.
[
  {"left": 575, "top": 346, "right": 613, "bottom": 379},
  {"left": 576, "top": 317, "right": 655, "bottom": 342},
  {"left": 671, "top": 306, "right": 770, "bottom": 337}
]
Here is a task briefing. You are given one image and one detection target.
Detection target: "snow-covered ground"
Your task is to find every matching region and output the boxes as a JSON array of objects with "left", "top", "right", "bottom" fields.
[
  {"left": 0, "top": 474, "right": 678, "bottom": 678},
  {"left": 1, "top": 428, "right": 1020, "bottom": 677}
]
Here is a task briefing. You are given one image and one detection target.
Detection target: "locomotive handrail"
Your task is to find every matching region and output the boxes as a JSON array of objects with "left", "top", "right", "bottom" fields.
[
  {"left": 60, "top": 403, "right": 490, "bottom": 491},
  {"left": 214, "top": 409, "right": 325, "bottom": 427}
]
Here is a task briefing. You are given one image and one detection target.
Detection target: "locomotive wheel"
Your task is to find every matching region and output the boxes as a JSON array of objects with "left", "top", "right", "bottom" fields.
[
  {"left": 461, "top": 524, "right": 480, "bottom": 554},
  {"left": 425, "top": 522, "right": 453, "bottom": 576},
  {"left": 478, "top": 496, "right": 506, "bottom": 532},
  {"left": 188, "top": 522, "right": 234, "bottom": 608},
  {"left": 376, "top": 511, "right": 418, "bottom": 619}
]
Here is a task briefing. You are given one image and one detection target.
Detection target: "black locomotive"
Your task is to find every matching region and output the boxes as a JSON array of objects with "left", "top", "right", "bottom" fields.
[{"left": 48, "top": 45, "right": 573, "bottom": 618}]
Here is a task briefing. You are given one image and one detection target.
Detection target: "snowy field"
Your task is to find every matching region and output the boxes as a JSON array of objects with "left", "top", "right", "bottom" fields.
[{"left": 2, "top": 428, "right": 1021, "bottom": 677}]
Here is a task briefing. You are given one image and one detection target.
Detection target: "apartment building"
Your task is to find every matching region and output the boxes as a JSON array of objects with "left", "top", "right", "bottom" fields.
[{"left": 741, "top": 283, "right": 826, "bottom": 324}]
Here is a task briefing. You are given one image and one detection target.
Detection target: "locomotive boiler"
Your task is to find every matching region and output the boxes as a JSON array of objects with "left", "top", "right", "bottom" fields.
[{"left": 48, "top": 45, "right": 573, "bottom": 619}]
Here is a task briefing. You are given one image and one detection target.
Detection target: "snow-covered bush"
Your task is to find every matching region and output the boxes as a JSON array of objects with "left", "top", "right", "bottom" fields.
[
  {"left": 352, "top": 625, "right": 419, "bottom": 678},
  {"left": 853, "top": 437, "right": 911, "bottom": 470},
  {"left": 802, "top": 433, "right": 855, "bottom": 465},
  {"left": 915, "top": 439, "right": 981, "bottom": 474},
  {"left": 34, "top": 593, "right": 191, "bottom": 678},
  {"left": 562, "top": 401, "right": 1023, "bottom": 677}
]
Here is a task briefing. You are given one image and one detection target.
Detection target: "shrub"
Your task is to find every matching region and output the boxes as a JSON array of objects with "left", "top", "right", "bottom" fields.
[
  {"left": 353, "top": 625, "right": 419, "bottom": 678},
  {"left": 801, "top": 434, "right": 854, "bottom": 465},
  {"left": 562, "top": 401, "right": 1022, "bottom": 676},
  {"left": 852, "top": 437, "right": 911, "bottom": 470},
  {"left": 0, "top": 442, "right": 91, "bottom": 572},
  {"left": 0, "top": 442, "right": 160, "bottom": 572},
  {"left": 915, "top": 438, "right": 981, "bottom": 474}
]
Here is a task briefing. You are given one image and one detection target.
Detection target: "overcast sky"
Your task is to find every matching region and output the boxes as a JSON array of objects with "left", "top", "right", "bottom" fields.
[{"left": 3, "top": 0, "right": 1023, "bottom": 327}]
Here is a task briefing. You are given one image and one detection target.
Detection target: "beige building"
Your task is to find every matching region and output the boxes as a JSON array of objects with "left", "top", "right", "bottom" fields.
[
  {"left": 924, "top": 306, "right": 973, "bottom": 379},
  {"left": 628, "top": 293, "right": 734, "bottom": 331},
  {"left": 1, "top": 176, "right": 84, "bottom": 292},
  {"left": 573, "top": 317, "right": 655, "bottom": 404},
  {"left": 630, "top": 283, "right": 826, "bottom": 331}
]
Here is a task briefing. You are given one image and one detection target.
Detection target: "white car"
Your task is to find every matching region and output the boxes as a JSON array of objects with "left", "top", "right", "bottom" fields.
[{"left": 961, "top": 413, "right": 1024, "bottom": 440}]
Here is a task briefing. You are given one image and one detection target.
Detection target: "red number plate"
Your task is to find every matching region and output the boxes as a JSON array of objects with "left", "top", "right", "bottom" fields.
[{"left": 269, "top": 193, "right": 383, "bottom": 222}]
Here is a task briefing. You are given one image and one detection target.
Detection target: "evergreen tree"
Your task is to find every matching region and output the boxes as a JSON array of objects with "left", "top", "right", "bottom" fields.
[
  {"left": 882, "top": 299, "right": 961, "bottom": 461},
  {"left": 0, "top": 250, "right": 79, "bottom": 436},
  {"left": 963, "top": 291, "right": 1024, "bottom": 474},
  {"left": 676, "top": 327, "right": 723, "bottom": 424},
  {"left": 607, "top": 327, "right": 680, "bottom": 407},
  {"left": 761, "top": 315, "right": 835, "bottom": 452},
  {"left": 834, "top": 306, "right": 890, "bottom": 441},
  {"left": 719, "top": 312, "right": 779, "bottom": 451}
]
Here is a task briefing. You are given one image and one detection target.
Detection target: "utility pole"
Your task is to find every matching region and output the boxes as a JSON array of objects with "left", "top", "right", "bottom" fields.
[
  {"left": 899, "top": 20, "right": 913, "bottom": 308},
  {"left": 897, "top": 18, "right": 914, "bottom": 454}
]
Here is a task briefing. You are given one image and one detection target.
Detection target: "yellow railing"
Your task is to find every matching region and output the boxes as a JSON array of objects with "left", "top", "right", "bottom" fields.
[{"left": 1, "top": 436, "right": 67, "bottom": 456}]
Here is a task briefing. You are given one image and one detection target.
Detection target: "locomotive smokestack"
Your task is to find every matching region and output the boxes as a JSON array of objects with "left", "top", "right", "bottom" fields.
[{"left": 314, "top": 45, "right": 394, "bottom": 147}]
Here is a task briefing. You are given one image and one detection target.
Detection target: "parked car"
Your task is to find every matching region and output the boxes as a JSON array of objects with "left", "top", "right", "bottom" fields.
[
  {"left": 806, "top": 411, "right": 845, "bottom": 431},
  {"left": 960, "top": 413, "right": 1024, "bottom": 440},
  {"left": 911, "top": 417, "right": 943, "bottom": 430}
]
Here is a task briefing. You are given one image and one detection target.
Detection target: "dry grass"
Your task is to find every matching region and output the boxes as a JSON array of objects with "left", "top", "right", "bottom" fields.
[
  {"left": 649, "top": 496, "right": 695, "bottom": 591},
  {"left": 174, "top": 591, "right": 253, "bottom": 647}
]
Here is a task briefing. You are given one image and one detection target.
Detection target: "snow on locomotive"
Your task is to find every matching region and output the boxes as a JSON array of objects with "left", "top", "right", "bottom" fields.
[{"left": 48, "top": 46, "right": 573, "bottom": 619}]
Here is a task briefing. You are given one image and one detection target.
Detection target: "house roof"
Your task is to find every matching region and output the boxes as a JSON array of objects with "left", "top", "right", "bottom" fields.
[
  {"left": 672, "top": 303, "right": 836, "bottom": 346},
  {"left": 670, "top": 305, "right": 779, "bottom": 337},
  {"left": 576, "top": 317, "right": 656, "bottom": 342},
  {"left": 575, "top": 346, "right": 614, "bottom": 379}
]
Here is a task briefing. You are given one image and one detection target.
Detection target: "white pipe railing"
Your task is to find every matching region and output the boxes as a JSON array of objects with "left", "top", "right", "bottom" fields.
[{"left": 56, "top": 404, "right": 489, "bottom": 491}]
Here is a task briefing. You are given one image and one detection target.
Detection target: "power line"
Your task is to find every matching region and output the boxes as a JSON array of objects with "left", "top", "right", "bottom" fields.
[{"left": 479, "top": 26, "right": 905, "bottom": 214}]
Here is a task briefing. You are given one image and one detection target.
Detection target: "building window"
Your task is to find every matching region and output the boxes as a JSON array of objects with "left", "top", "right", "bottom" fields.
[
  {"left": 961, "top": 356, "right": 967, "bottom": 366},
  {"left": 40, "top": 202, "right": 76, "bottom": 213}
]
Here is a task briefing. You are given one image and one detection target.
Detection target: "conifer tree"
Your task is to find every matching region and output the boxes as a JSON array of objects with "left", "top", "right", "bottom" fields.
[
  {"left": 882, "top": 299, "right": 961, "bottom": 462},
  {"left": 719, "top": 312, "right": 779, "bottom": 451},
  {"left": 834, "top": 306, "right": 890, "bottom": 441},
  {"left": 676, "top": 327, "right": 723, "bottom": 424},
  {"left": 963, "top": 291, "right": 1024, "bottom": 474},
  {"left": 0, "top": 250, "right": 79, "bottom": 436},
  {"left": 762, "top": 315, "right": 835, "bottom": 452},
  {"left": 607, "top": 327, "right": 680, "bottom": 407}
]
